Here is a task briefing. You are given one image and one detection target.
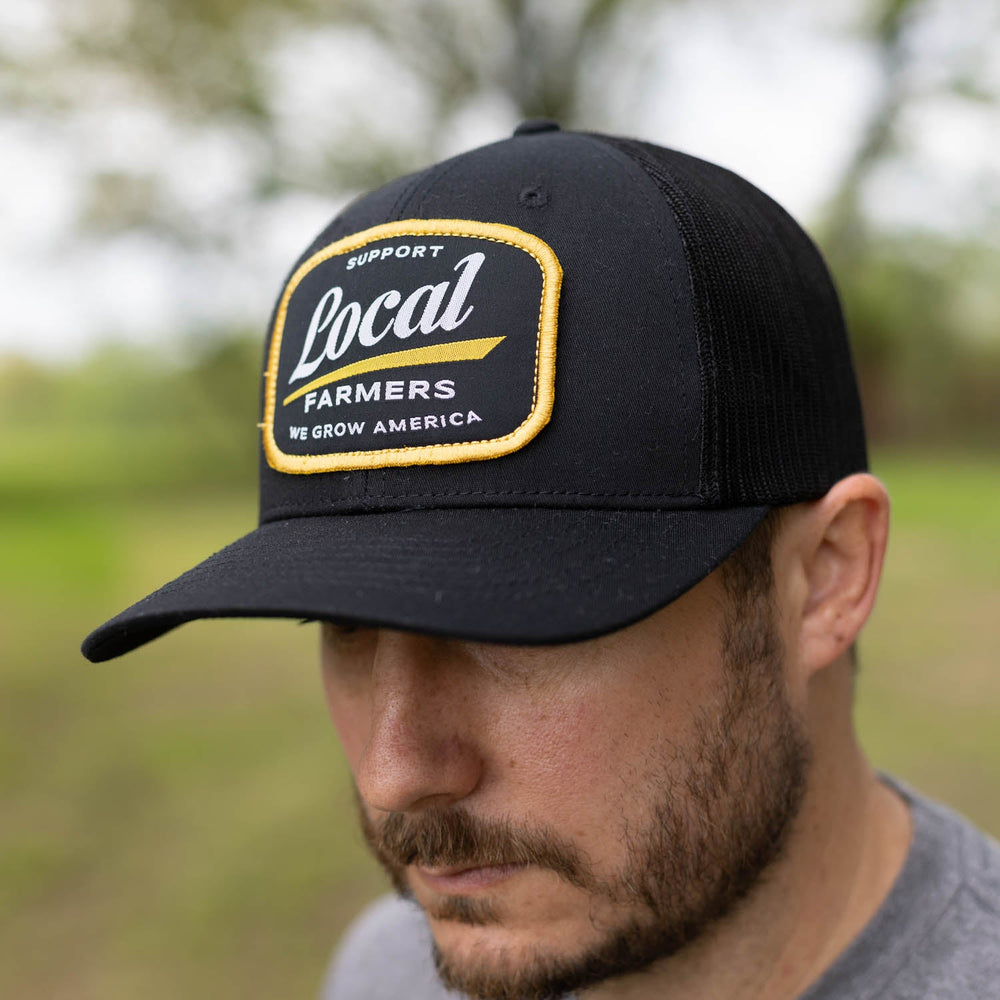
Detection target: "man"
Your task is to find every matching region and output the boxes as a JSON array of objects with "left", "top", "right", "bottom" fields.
[{"left": 83, "top": 122, "right": 1000, "bottom": 999}]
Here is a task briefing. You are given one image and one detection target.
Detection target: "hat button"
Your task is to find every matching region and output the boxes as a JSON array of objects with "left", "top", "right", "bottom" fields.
[{"left": 513, "top": 119, "right": 561, "bottom": 136}]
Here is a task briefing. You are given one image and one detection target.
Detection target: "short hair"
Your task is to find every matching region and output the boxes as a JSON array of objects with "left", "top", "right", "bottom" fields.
[{"left": 720, "top": 508, "right": 784, "bottom": 612}]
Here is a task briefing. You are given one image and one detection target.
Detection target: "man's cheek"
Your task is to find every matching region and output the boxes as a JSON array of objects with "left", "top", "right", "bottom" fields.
[
  {"left": 504, "top": 701, "right": 633, "bottom": 829},
  {"left": 514, "top": 699, "right": 632, "bottom": 780}
]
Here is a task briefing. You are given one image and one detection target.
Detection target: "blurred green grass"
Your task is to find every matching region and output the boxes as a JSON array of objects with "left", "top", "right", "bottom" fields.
[
  {"left": 0, "top": 450, "right": 997, "bottom": 999},
  {"left": 856, "top": 451, "right": 1000, "bottom": 830},
  {"left": 0, "top": 494, "right": 387, "bottom": 999}
]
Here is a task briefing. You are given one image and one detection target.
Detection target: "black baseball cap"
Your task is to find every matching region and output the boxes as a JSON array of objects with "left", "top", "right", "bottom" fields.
[{"left": 82, "top": 121, "right": 867, "bottom": 663}]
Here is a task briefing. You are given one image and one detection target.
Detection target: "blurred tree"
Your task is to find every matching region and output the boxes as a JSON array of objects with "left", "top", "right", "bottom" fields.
[
  {"left": 2, "top": 0, "right": 997, "bottom": 446},
  {"left": 826, "top": 0, "right": 999, "bottom": 262},
  {"left": 3, "top": 0, "right": 664, "bottom": 240},
  {"left": 328, "top": 0, "right": 661, "bottom": 184},
  {"left": 818, "top": 0, "right": 1000, "bottom": 440}
]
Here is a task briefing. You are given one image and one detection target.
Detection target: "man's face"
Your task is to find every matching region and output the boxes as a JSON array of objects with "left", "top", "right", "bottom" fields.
[{"left": 320, "top": 562, "right": 810, "bottom": 999}]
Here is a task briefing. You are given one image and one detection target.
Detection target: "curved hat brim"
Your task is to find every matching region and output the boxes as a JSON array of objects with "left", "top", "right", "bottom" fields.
[{"left": 81, "top": 506, "right": 769, "bottom": 662}]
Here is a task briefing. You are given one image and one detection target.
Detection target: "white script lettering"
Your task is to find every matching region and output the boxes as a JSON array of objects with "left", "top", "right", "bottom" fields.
[{"left": 289, "top": 252, "right": 486, "bottom": 384}]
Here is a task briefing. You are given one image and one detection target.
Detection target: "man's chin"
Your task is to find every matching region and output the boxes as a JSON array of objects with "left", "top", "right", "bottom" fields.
[
  {"left": 427, "top": 913, "right": 594, "bottom": 1000},
  {"left": 426, "top": 913, "right": 655, "bottom": 1000},
  {"left": 405, "top": 868, "right": 633, "bottom": 1000}
]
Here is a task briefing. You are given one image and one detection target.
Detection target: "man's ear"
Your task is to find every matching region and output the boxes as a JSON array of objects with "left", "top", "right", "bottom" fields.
[{"left": 780, "top": 473, "right": 890, "bottom": 676}]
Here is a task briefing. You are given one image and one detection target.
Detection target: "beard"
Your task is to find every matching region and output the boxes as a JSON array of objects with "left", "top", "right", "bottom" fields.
[{"left": 356, "top": 585, "right": 811, "bottom": 1000}]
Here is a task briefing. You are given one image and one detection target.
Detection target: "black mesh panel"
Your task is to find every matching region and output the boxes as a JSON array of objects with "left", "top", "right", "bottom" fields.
[{"left": 591, "top": 135, "right": 868, "bottom": 505}]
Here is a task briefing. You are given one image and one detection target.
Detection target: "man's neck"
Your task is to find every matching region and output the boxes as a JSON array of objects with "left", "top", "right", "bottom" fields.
[{"left": 589, "top": 725, "right": 912, "bottom": 999}]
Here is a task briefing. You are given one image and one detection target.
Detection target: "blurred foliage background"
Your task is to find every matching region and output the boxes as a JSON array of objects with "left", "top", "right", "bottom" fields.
[{"left": 1, "top": 0, "right": 998, "bottom": 997}]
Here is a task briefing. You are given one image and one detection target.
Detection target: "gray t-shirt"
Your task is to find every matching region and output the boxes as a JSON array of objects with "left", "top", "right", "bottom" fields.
[{"left": 320, "top": 779, "right": 1000, "bottom": 999}]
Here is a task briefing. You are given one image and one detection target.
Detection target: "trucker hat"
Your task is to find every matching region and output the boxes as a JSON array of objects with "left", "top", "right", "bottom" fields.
[{"left": 82, "top": 121, "right": 867, "bottom": 662}]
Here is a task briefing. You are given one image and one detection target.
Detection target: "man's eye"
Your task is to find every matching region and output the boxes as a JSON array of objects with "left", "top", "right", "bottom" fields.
[
  {"left": 320, "top": 623, "right": 376, "bottom": 691},
  {"left": 329, "top": 622, "right": 359, "bottom": 637},
  {"left": 321, "top": 620, "right": 371, "bottom": 643}
]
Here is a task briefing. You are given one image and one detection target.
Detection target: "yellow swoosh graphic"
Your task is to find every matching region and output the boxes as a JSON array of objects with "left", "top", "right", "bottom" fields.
[{"left": 282, "top": 336, "right": 506, "bottom": 406}]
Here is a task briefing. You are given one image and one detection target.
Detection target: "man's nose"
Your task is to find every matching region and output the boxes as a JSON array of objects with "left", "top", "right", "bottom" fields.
[{"left": 355, "top": 630, "right": 483, "bottom": 814}]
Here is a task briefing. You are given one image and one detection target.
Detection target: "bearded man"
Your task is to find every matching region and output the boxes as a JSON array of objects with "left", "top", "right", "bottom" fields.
[{"left": 84, "top": 122, "right": 1000, "bottom": 1000}]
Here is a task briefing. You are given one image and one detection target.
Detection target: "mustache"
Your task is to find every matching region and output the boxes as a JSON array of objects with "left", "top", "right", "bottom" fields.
[{"left": 359, "top": 804, "right": 598, "bottom": 893}]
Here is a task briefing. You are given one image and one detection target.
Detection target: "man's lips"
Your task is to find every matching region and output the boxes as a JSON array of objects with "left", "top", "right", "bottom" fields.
[{"left": 414, "top": 862, "right": 527, "bottom": 893}]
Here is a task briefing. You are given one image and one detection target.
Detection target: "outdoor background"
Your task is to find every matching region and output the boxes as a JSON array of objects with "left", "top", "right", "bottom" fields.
[{"left": 1, "top": 1, "right": 998, "bottom": 997}]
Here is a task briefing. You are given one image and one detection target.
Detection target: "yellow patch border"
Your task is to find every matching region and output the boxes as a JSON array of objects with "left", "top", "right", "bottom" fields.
[{"left": 262, "top": 219, "right": 561, "bottom": 474}]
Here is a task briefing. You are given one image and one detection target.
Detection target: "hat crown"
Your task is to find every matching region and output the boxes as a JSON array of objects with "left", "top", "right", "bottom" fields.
[{"left": 257, "top": 129, "right": 866, "bottom": 525}]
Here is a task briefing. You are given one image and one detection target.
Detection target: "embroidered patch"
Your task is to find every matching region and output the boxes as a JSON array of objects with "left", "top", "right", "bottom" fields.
[{"left": 262, "top": 219, "right": 561, "bottom": 474}]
